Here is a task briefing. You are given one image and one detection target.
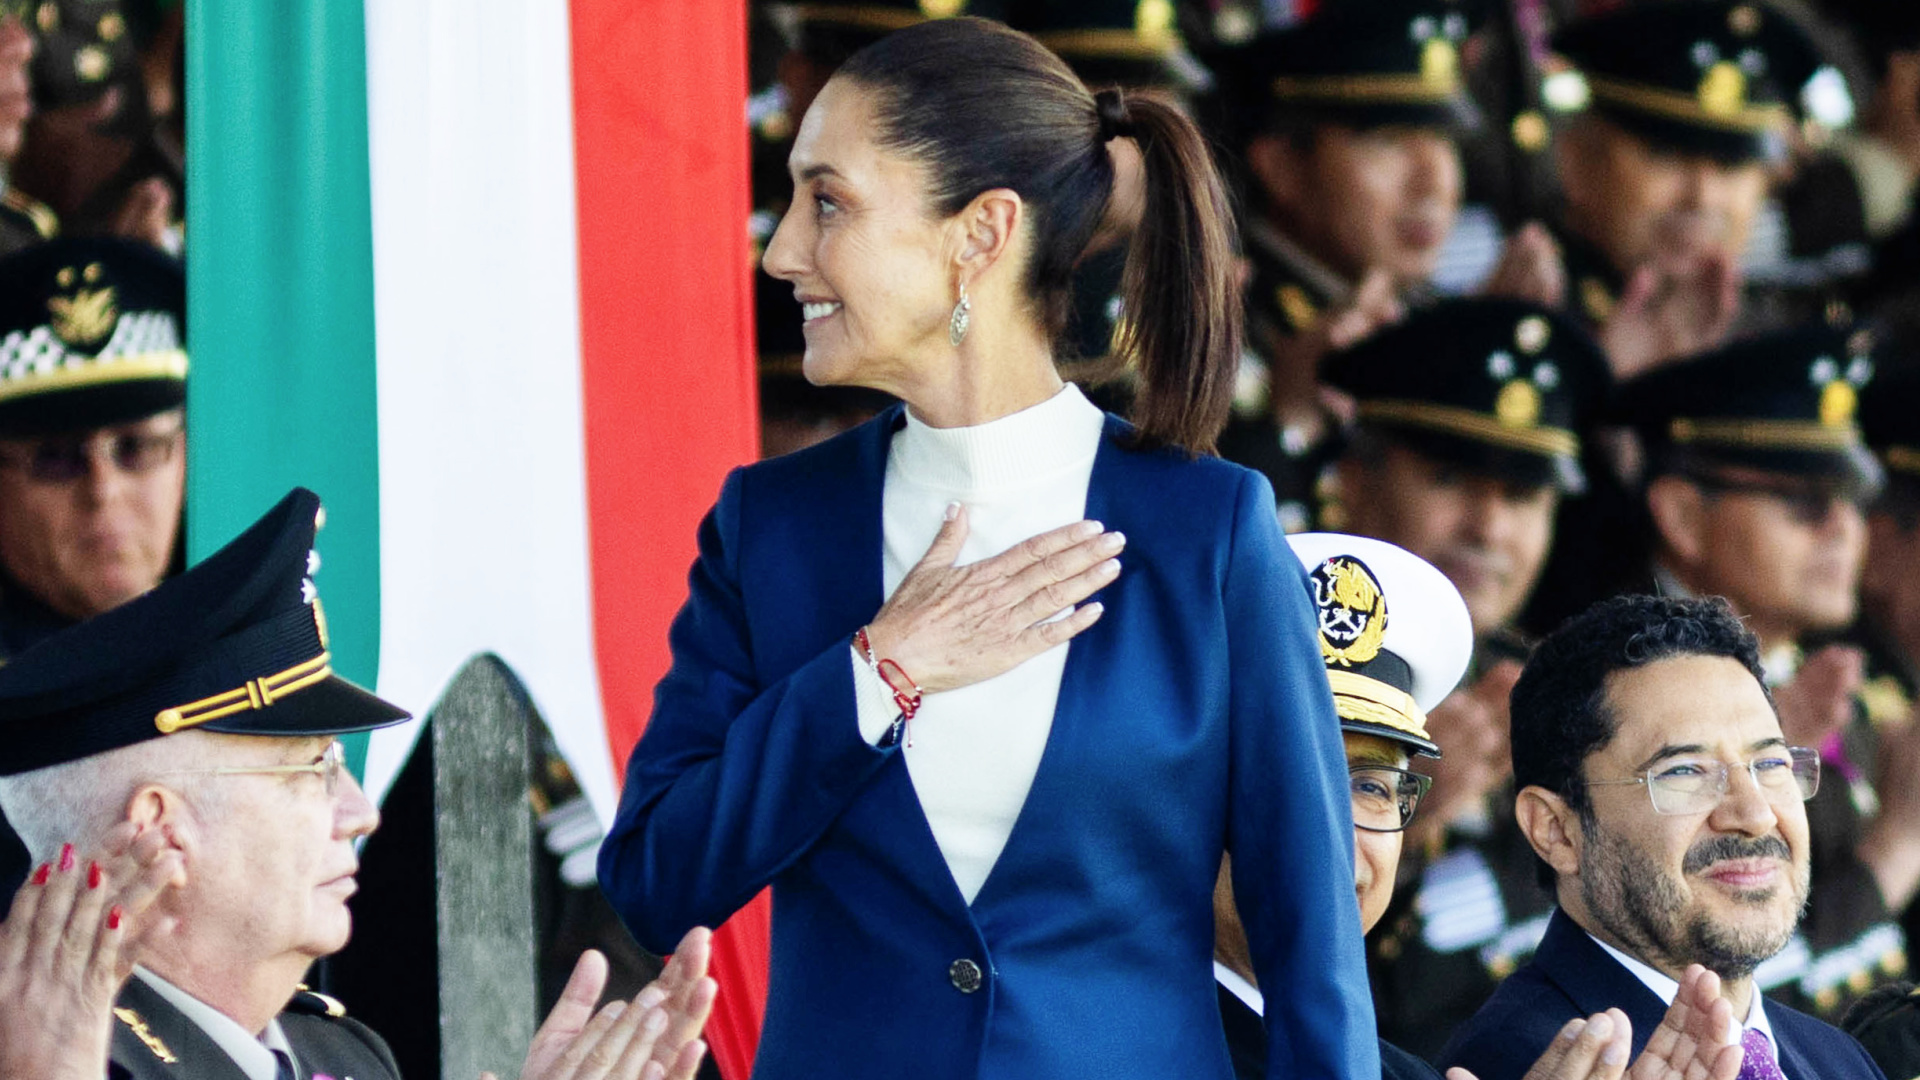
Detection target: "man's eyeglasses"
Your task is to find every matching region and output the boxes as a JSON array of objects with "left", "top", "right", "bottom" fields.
[
  {"left": 1351, "top": 765, "right": 1432, "bottom": 834},
  {"left": 164, "top": 741, "right": 346, "bottom": 797},
  {"left": 0, "top": 426, "right": 183, "bottom": 484},
  {"left": 1586, "top": 746, "right": 1819, "bottom": 816}
]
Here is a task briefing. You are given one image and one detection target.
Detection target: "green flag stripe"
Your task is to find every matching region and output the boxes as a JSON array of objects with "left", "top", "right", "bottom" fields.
[{"left": 184, "top": 0, "right": 381, "bottom": 778}]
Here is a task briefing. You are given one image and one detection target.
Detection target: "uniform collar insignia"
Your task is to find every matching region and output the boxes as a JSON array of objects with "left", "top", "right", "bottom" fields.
[{"left": 114, "top": 1006, "right": 180, "bottom": 1064}]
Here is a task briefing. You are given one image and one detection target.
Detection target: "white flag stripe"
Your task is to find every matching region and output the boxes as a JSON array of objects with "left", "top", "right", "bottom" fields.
[{"left": 361, "top": 0, "right": 620, "bottom": 823}]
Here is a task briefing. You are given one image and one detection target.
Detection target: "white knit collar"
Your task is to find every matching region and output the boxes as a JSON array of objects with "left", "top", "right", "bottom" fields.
[{"left": 892, "top": 383, "right": 1106, "bottom": 493}]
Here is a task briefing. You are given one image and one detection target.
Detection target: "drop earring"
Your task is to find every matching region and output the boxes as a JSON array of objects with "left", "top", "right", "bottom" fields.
[{"left": 949, "top": 281, "right": 971, "bottom": 347}]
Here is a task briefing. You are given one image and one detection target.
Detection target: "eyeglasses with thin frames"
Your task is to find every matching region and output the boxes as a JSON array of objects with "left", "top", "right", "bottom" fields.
[
  {"left": 0, "top": 425, "right": 183, "bottom": 484},
  {"left": 1351, "top": 764, "right": 1432, "bottom": 834},
  {"left": 164, "top": 741, "right": 345, "bottom": 797},
  {"left": 1586, "top": 746, "right": 1820, "bottom": 816}
]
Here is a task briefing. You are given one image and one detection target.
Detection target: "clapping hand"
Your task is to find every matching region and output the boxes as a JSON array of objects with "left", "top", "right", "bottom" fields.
[
  {"left": 1597, "top": 255, "right": 1739, "bottom": 381},
  {"left": 0, "top": 823, "right": 187, "bottom": 1080},
  {"left": 863, "top": 505, "right": 1123, "bottom": 693},
  {"left": 503, "top": 928, "right": 717, "bottom": 1080},
  {"left": 1447, "top": 966, "right": 1740, "bottom": 1080}
]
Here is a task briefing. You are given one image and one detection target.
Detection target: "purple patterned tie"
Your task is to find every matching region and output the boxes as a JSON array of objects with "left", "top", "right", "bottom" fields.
[{"left": 1738, "top": 1029, "right": 1787, "bottom": 1080}]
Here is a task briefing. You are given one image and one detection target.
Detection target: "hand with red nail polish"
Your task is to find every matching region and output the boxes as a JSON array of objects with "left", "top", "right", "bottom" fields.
[{"left": 0, "top": 823, "right": 185, "bottom": 1080}]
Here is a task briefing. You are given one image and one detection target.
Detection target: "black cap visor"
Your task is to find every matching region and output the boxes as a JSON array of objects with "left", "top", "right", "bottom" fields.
[
  {"left": 0, "top": 378, "right": 186, "bottom": 437},
  {"left": 199, "top": 673, "right": 411, "bottom": 738},
  {"left": 1340, "top": 716, "right": 1442, "bottom": 758},
  {"left": 1379, "top": 424, "right": 1585, "bottom": 494}
]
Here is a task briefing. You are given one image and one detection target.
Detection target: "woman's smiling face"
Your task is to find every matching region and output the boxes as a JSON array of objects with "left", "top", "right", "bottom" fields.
[{"left": 762, "top": 77, "right": 961, "bottom": 395}]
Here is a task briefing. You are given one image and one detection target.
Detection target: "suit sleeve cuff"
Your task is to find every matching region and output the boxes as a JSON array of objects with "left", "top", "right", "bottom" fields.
[{"left": 851, "top": 645, "right": 902, "bottom": 746}]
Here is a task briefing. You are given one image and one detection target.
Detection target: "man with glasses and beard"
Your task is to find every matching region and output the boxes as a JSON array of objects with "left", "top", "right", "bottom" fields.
[
  {"left": 1440, "top": 594, "right": 1885, "bottom": 1080},
  {"left": 1611, "top": 325, "right": 1908, "bottom": 1023},
  {"left": 0, "top": 237, "right": 186, "bottom": 903}
]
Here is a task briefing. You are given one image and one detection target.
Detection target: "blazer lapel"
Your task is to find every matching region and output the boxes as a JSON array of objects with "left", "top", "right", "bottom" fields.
[
  {"left": 1533, "top": 909, "right": 1672, "bottom": 1057},
  {"left": 966, "top": 416, "right": 1131, "bottom": 910}
]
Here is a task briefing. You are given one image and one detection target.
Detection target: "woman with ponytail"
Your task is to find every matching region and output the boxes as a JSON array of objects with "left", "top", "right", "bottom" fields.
[{"left": 598, "top": 17, "right": 1374, "bottom": 1080}]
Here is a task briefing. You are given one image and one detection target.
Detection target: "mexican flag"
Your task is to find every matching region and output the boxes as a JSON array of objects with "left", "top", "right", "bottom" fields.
[{"left": 184, "top": 1, "right": 768, "bottom": 1075}]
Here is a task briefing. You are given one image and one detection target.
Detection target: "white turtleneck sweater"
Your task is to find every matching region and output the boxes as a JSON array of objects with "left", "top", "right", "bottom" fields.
[{"left": 850, "top": 383, "right": 1107, "bottom": 903}]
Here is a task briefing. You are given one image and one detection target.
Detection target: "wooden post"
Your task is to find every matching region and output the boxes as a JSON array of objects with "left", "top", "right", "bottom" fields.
[{"left": 433, "top": 654, "right": 540, "bottom": 1080}]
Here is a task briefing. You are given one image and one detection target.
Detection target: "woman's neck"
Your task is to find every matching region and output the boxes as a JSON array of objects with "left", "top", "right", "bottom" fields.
[{"left": 898, "top": 321, "right": 1063, "bottom": 429}]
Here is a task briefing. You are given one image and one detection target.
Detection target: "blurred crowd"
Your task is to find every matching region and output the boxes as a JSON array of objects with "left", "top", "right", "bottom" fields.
[{"left": 745, "top": 0, "right": 1920, "bottom": 1065}]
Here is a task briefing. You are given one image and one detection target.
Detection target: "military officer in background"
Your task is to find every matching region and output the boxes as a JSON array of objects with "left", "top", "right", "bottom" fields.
[
  {"left": 1519, "top": 0, "right": 1836, "bottom": 641},
  {"left": 1316, "top": 299, "right": 1612, "bottom": 1057},
  {"left": 1212, "top": 0, "right": 1568, "bottom": 531},
  {"left": 1541, "top": 0, "right": 1825, "bottom": 377},
  {"left": 0, "top": 12, "right": 57, "bottom": 256},
  {"left": 1852, "top": 362, "right": 1920, "bottom": 970},
  {"left": 1610, "top": 324, "right": 1912, "bottom": 1023},
  {"left": 1216, "top": 532, "right": 1475, "bottom": 1080},
  {"left": 0, "top": 236, "right": 186, "bottom": 904},
  {"left": 1851, "top": 363, "right": 1920, "bottom": 735},
  {"left": 0, "top": 489, "right": 716, "bottom": 1079}
]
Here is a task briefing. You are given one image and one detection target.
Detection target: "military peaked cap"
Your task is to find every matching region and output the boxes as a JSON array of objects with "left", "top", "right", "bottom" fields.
[
  {"left": 1324, "top": 298, "right": 1611, "bottom": 493},
  {"left": 1287, "top": 533, "right": 1473, "bottom": 757},
  {"left": 0, "top": 488, "right": 409, "bottom": 776},
  {"left": 0, "top": 237, "right": 185, "bottom": 436}
]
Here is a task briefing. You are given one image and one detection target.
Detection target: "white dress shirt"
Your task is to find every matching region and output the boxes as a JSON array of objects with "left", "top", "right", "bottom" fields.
[
  {"left": 850, "top": 384, "right": 1107, "bottom": 903},
  {"left": 1587, "top": 933, "right": 1786, "bottom": 1078},
  {"left": 133, "top": 967, "right": 300, "bottom": 1080}
]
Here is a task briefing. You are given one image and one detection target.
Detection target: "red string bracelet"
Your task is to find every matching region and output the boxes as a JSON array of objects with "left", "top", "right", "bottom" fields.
[{"left": 854, "top": 627, "right": 923, "bottom": 747}]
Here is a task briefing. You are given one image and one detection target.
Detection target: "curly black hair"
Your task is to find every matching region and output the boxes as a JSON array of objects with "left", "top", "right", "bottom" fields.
[{"left": 1511, "top": 594, "right": 1769, "bottom": 888}]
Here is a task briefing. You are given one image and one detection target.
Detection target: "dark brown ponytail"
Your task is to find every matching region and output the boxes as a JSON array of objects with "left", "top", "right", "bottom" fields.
[
  {"left": 1100, "top": 89, "right": 1241, "bottom": 455},
  {"left": 837, "top": 19, "right": 1240, "bottom": 456}
]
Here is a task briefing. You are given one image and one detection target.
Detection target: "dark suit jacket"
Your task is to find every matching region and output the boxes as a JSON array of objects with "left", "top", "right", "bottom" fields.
[
  {"left": 1439, "top": 909, "right": 1888, "bottom": 1080},
  {"left": 108, "top": 976, "right": 400, "bottom": 1080},
  {"left": 598, "top": 408, "right": 1378, "bottom": 1080},
  {"left": 1218, "top": 980, "right": 1441, "bottom": 1080}
]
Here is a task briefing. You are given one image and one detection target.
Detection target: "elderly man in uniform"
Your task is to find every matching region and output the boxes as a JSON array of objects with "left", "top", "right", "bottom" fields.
[
  {"left": 0, "top": 488, "right": 715, "bottom": 1079},
  {"left": 1440, "top": 594, "right": 1885, "bottom": 1080},
  {"left": 1315, "top": 299, "right": 1611, "bottom": 1056},
  {"left": 1611, "top": 325, "right": 1909, "bottom": 1023},
  {"left": 0, "top": 236, "right": 188, "bottom": 903},
  {"left": 1215, "top": 534, "right": 1741, "bottom": 1080}
]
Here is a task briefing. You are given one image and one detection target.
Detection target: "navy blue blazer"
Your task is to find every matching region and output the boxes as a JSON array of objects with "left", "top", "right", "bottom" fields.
[
  {"left": 598, "top": 409, "right": 1378, "bottom": 1080},
  {"left": 1439, "top": 909, "right": 1887, "bottom": 1080}
]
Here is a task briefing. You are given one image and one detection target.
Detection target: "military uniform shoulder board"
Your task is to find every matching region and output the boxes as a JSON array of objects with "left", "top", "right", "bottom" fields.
[
  {"left": 289, "top": 986, "right": 350, "bottom": 1018},
  {"left": 0, "top": 186, "right": 59, "bottom": 240}
]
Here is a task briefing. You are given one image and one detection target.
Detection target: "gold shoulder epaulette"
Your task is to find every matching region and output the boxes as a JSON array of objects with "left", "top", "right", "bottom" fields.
[
  {"left": 0, "top": 187, "right": 59, "bottom": 240},
  {"left": 114, "top": 1007, "right": 179, "bottom": 1063}
]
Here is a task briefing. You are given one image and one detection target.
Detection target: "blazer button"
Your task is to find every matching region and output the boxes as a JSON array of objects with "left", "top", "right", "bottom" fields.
[{"left": 949, "top": 959, "right": 983, "bottom": 994}]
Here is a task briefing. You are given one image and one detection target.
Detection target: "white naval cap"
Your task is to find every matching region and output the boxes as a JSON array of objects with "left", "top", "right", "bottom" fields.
[{"left": 1287, "top": 533, "right": 1474, "bottom": 757}]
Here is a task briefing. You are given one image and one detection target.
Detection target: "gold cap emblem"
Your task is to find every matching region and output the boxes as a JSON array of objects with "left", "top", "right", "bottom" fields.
[
  {"left": 1421, "top": 38, "right": 1459, "bottom": 93},
  {"left": 1819, "top": 381, "right": 1857, "bottom": 428},
  {"left": 1698, "top": 61, "right": 1747, "bottom": 118},
  {"left": 919, "top": 0, "right": 965, "bottom": 16},
  {"left": 1311, "top": 555, "right": 1389, "bottom": 667},
  {"left": 1495, "top": 380, "right": 1542, "bottom": 428},
  {"left": 1137, "top": 0, "right": 1176, "bottom": 46},
  {"left": 1511, "top": 110, "right": 1550, "bottom": 153},
  {"left": 1515, "top": 315, "right": 1551, "bottom": 354},
  {"left": 74, "top": 45, "right": 111, "bottom": 83},
  {"left": 47, "top": 263, "right": 118, "bottom": 348}
]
